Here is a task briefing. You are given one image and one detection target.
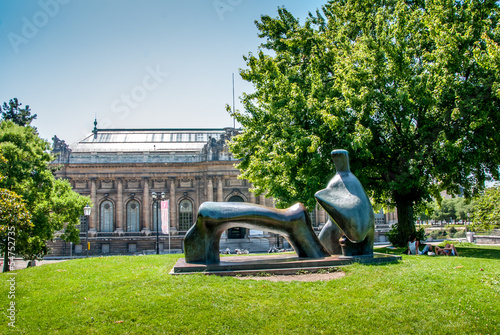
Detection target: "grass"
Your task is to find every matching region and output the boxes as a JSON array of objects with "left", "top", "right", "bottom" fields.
[{"left": 0, "top": 246, "right": 499, "bottom": 334}]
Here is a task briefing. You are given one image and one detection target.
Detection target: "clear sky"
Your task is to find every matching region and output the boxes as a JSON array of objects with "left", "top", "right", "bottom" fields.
[{"left": 0, "top": 0, "right": 326, "bottom": 145}]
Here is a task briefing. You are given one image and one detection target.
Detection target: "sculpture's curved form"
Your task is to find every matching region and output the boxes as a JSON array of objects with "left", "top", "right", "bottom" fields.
[
  {"left": 315, "top": 150, "right": 375, "bottom": 256},
  {"left": 184, "top": 202, "right": 329, "bottom": 264}
]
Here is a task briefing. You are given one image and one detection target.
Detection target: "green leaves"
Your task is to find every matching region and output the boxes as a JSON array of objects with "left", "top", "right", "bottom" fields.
[
  {"left": 231, "top": 0, "right": 500, "bottom": 235},
  {"left": 1, "top": 98, "right": 37, "bottom": 126},
  {"left": 472, "top": 186, "right": 500, "bottom": 231},
  {"left": 0, "top": 119, "right": 90, "bottom": 261}
]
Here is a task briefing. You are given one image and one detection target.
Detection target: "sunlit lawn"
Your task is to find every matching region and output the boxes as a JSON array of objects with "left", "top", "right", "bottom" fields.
[{"left": 1, "top": 245, "right": 499, "bottom": 334}]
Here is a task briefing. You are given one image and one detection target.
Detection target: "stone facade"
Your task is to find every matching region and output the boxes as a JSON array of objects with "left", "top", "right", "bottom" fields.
[{"left": 49, "top": 125, "right": 286, "bottom": 256}]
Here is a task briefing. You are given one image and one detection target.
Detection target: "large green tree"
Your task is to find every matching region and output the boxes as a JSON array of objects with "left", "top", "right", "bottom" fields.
[
  {"left": 230, "top": 0, "right": 500, "bottom": 245},
  {"left": 0, "top": 121, "right": 89, "bottom": 263}
]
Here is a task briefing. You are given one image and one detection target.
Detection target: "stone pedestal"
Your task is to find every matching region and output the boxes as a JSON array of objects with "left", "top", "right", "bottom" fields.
[{"left": 466, "top": 232, "right": 474, "bottom": 243}]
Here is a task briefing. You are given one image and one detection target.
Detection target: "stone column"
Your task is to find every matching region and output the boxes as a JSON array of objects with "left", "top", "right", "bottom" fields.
[
  {"left": 89, "top": 178, "right": 97, "bottom": 236},
  {"left": 207, "top": 178, "right": 213, "bottom": 202},
  {"left": 170, "top": 179, "right": 177, "bottom": 233},
  {"left": 142, "top": 178, "right": 150, "bottom": 232},
  {"left": 217, "top": 178, "right": 224, "bottom": 202},
  {"left": 259, "top": 194, "right": 266, "bottom": 207},
  {"left": 115, "top": 178, "right": 124, "bottom": 233},
  {"left": 249, "top": 183, "right": 256, "bottom": 204},
  {"left": 319, "top": 208, "right": 327, "bottom": 223}
]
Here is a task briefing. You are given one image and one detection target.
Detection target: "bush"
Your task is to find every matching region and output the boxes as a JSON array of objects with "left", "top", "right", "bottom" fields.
[
  {"left": 453, "top": 230, "right": 466, "bottom": 238},
  {"left": 448, "top": 226, "right": 458, "bottom": 235},
  {"left": 387, "top": 223, "right": 426, "bottom": 247},
  {"left": 430, "top": 229, "right": 448, "bottom": 240}
]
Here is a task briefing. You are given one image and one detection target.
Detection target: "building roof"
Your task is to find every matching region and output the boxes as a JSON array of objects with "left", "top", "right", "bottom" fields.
[
  {"left": 71, "top": 128, "right": 229, "bottom": 153},
  {"left": 53, "top": 127, "right": 240, "bottom": 164}
]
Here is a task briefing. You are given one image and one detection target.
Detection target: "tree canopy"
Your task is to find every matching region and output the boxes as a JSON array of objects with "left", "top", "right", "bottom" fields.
[
  {"left": 230, "top": 0, "right": 500, "bottom": 244},
  {"left": 1, "top": 98, "right": 37, "bottom": 126},
  {"left": 0, "top": 120, "right": 89, "bottom": 264}
]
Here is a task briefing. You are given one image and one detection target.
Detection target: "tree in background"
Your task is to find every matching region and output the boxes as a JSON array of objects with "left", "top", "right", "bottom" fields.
[
  {"left": 416, "top": 197, "right": 473, "bottom": 223},
  {"left": 1, "top": 98, "right": 37, "bottom": 126},
  {"left": 471, "top": 186, "right": 500, "bottom": 231},
  {"left": 230, "top": 0, "right": 500, "bottom": 246},
  {"left": 0, "top": 120, "right": 89, "bottom": 264}
]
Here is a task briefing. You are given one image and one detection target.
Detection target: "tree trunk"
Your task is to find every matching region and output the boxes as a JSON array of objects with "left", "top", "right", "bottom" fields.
[
  {"left": 395, "top": 196, "right": 415, "bottom": 245},
  {"left": 3, "top": 248, "right": 10, "bottom": 273}
]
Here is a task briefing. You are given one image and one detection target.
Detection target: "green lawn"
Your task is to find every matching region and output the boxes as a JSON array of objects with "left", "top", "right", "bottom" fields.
[{"left": 1, "top": 245, "right": 499, "bottom": 334}]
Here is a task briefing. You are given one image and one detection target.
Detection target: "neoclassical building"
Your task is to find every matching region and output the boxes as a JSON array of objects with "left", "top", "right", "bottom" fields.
[
  {"left": 49, "top": 122, "right": 391, "bottom": 256},
  {"left": 49, "top": 123, "right": 300, "bottom": 256}
]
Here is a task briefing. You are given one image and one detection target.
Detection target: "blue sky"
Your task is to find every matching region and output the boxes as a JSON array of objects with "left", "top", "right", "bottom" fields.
[{"left": 0, "top": 0, "right": 325, "bottom": 144}]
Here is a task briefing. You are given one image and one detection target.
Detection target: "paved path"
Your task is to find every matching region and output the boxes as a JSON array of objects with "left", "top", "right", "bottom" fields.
[{"left": 1, "top": 258, "right": 66, "bottom": 272}]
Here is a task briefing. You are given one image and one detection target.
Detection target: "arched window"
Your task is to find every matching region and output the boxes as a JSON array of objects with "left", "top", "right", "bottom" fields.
[
  {"left": 100, "top": 200, "right": 114, "bottom": 232},
  {"left": 227, "top": 195, "right": 246, "bottom": 239},
  {"left": 178, "top": 199, "right": 193, "bottom": 230},
  {"left": 126, "top": 200, "right": 140, "bottom": 232},
  {"left": 228, "top": 195, "right": 244, "bottom": 202}
]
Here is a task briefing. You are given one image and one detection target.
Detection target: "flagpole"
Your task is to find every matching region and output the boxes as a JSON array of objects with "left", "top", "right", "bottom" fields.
[{"left": 168, "top": 200, "right": 171, "bottom": 254}]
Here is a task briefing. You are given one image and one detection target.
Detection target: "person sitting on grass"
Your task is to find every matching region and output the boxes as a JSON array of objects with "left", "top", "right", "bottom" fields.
[
  {"left": 408, "top": 234, "right": 433, "bottom": 255},
  {"left": 435, "top": 243, "right": 459, "bottom": 256}
]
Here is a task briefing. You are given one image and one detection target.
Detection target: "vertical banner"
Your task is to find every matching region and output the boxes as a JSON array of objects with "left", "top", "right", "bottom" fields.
[{"left": 161, "top": 200, "right": 170, "bottom": 234}]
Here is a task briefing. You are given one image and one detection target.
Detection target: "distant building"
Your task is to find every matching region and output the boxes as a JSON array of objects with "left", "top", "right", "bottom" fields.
[
  {"left": 49, "top": 123, "right": 311, "bottom": 256},
  {"left": 49, "top": 121, "right": 391, "bottom": 256}
]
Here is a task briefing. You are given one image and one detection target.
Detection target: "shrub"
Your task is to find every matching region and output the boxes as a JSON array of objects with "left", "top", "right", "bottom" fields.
[
  {"left": 453, "top": 230, "right": 466, "bottom": 238},
  {"left": 448, "top": 226, "right": 458, "bottom": 235},
  {"left": 387, "top": 223, "right": 426, "bottom": 247},
  {"left": 430, "top": 229, "right": 448, "bottom": 240}
]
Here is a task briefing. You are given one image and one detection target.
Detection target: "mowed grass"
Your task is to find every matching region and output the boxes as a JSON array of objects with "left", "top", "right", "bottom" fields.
[{"left": 0, "top": 245, "right": 499, "bottom": 335}]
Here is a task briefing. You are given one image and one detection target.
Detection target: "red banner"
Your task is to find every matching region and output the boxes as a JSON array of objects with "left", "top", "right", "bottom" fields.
[{"left": 161, "top": 200, "right": 170, "bottom": 234}]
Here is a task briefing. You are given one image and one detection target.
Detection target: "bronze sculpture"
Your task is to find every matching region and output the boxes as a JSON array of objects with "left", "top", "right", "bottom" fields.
[
  {"left": 184, "top": 202, "right": 329, "bottom": 264},
  {"left": 315, "top": 150, "right": 374, "bottom": 256},
  {"left": 183, "top": 149, "right": 374, "bottom": 264}
]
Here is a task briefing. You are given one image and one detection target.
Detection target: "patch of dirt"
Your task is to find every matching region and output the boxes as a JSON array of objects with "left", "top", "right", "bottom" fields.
[{"left": 235, "top": 271, "right": 345, "bottom": 282}]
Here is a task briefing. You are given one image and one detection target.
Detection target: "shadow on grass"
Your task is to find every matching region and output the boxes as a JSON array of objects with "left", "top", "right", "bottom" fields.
[
  {"left": 456, "top": 247, "right": 500, "bottom": 259},
  {"left": 375, "top": 246, "right": 500, "bottom": 260}
]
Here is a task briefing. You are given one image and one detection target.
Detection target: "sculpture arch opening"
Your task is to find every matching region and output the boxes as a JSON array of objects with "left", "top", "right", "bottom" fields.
[{"left": 227, "top": 195, "right": 246, "bottom": 239}]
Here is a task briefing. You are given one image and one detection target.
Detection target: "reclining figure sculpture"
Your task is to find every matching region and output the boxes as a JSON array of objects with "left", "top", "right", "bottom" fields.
[
  {"left": 316, "top": 149, "right": 375, "bottom": 256},
  {"left": 183, "top": 149, "right": 374, "bottom": 264},
  {"left": 184, "top": 202, "right": 329, "bottom": 264}
]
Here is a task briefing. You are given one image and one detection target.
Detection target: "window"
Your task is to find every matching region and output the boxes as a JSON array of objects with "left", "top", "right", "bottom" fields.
[
  {"left": 126, "top": 200, "right": 140, "bottom": 232},
  {"left": 309, "top": 209, "right": 318, "bottom": 228},
  {"left": 100, "top": 200, "right": 114, "bottom": 232},
  {"left": 178, "top": 199, "right": 193, "bottom": 230},
  {"left": 151, "top": 202, "right": 161, "bottom": 231}
]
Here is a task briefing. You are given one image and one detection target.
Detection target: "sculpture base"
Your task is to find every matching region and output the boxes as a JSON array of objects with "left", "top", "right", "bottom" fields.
[{"left": 171, "top": 252, "right": 401, "bottom": 276}]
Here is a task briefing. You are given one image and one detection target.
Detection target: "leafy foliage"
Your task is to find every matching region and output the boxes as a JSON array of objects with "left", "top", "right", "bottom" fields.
[
  {"left": 417, "top": 197, "right": 473, "bottom": 223},
  {"left": 0, "top": 187, "right": 33, "bottom": 272},
  {"left": 1, "top": 98, "right": 36, "bottom": 126},
  {"left": 471, "top": 186, "right": 500, "bottom": 231},
  {"left": 230, "top": 0, "right": 500, "bottom": 247},
  {"left": 0, "top": 120, "right": 89, "bottom": 262}
]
